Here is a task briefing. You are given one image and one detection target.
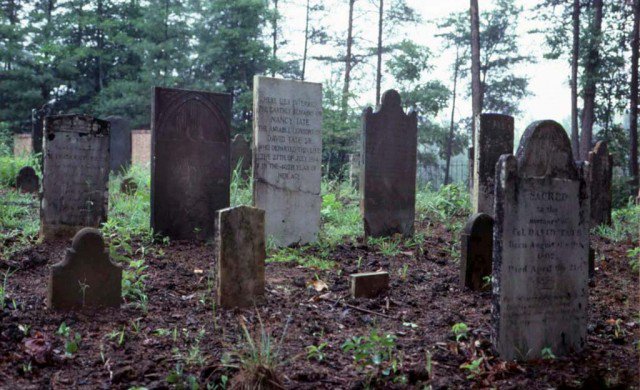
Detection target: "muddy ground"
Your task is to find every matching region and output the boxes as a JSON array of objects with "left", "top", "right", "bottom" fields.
[{"left": 0, "top": 220, "right": 638, "bottom": 389}]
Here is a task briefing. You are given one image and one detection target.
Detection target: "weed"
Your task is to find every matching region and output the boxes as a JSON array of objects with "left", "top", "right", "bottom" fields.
[
  {"left": 342, "top": 329, "right": 401, "bottom": 383},
  {"left": 18, "top": 324, "right": 30, "bottom": 336},
  {"left": 398, "top": 264, "right": 409, "bottom": 280},
  {"left": 57, "top": 322, "right": 81, "bottom": 356},
  {"left": 627, "top": 247, "right": 639, "bottom": 273},
  {"left": 107, "top": 326, "right": 126, "bottom": 347},
  {"left": 451, "top": 323, "right": 469, "bottom": 342},
  {"left": 166, "top": 363, "right": 199, "bottom": 389},
  {"left": 306, "top": 342, "right": 328, "bottom": 362},
  {"left": 460, "top": 357, "right": 483, "bottom": 379},
  {"left": 0, "top": 268, "right": 16, "bottom": 310},
  {"left": 541, "top": 347, "right": 556, "bottom": 360}
]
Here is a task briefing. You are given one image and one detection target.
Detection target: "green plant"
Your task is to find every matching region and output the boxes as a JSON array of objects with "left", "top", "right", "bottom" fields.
[
  {"left": 541, "top": 347, "right": 556, "bottom": 360},
  {"left": 627, "top": 247, "right": 639, "bottom": 273},
  {"left": 342, "top": 329, "right": 400, "bottom": 382},
  {"left": 57, "top": 322, "right": 81, "bottom": 356},
  {"left": 121, "top": 258, "right": 149, "bottom": 311},
  {"left": 166, "top": 363, "right": 199, "bottom": 390},
  {"left": 398, "top": 264, "right": 409, "bottom": 280},
  {"left": 18, "top": 324, "right": 30, "bottom": 336},
  {"left": 0, "top": 269, "right": 16, "bottom": 310},
  {"left": 306, "top": 342, "right": 328, "bottom": 362},
  {"left": 107, "top": 326, "right": 126, "bottom": 347},
  {"left": 451, "top": 323, "right": 469, "bottom": 342},
  {"left": 460, "top": 357, "right": 483, "bottom": 379}
]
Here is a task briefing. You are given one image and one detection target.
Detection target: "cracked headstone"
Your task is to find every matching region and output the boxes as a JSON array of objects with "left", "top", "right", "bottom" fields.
[
  {"left": 493, "top": 120, "right": 589, "bottom": 361},
  {"left": 48, "top": 228, "right": 122, "bottom": 310},
  {"left": 460, "top": 213, "right": 493, "bottom": 291},
  {"left": 16, "top": 166, "right": 39, "bottom": 194},
  {"left": 588, "top": 141, "right": 613, "bottom": 227},
  {"left": 106, "top": 116, "right": 131, "bottom": 173},
  {"left": 216, "top": 206, "right": 266, "bottom": 308},
  {"left": 231, "top": 134, "right": 252, "bottom": 179},
  {"left": 253, "top": 76, "right": 323, "bottom": 246},
  {"left": 472, "top": 113, "right": 514, "bottom": 215},
  {"left": 151, "top": 87, "right": 232, "bottom": 241},
  {"left": 131, "top": 129, "right": 151, "bottom": 166},
  {"left": 41, "top": 115, "right": 110, "bottom": 240},
  {"left": 362, "top": 90, "right": 417, "bottom": 238},
  {"left": 350, "top": 272, "right": 389, "bottom": 298}
]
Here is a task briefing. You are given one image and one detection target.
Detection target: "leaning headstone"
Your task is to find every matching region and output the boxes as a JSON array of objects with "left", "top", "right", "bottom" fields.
[
  {"left": 41, "top": 115, "right": 110, "bottom": 240},
  {"left": 151, "top": 87, "right": 232, "bottom": 240},
  {"left": 362, "top": 90, "right": 417, "bottom": 238},
  {"left": 253, "top": 76, "right": 323, "bottom": 246},
  {"left": 493, "top": 120, "right": 589, "bottom": 361},
  {"left": 216, "top": 206, "right": 265, "bottom": 308},
  {"left": 460, "top": 213, "right": 493, "bottom": 291},
  {"left": 120, "top": 177, "right": 138, "bottom": 195},
  {"left": 588, "top": 141, "right": 613, "bottom": 227},
  {"left": 13, "top": 133, "right": 32, "bottom": 157},
  {"left": 106, "top": 116, "right": 131, "bottom": 173},
  {"left": 472, "top": 113, "right": 514, "bottom": 215},
  {"left": 16, "top": 166, "right": 39, "bottom": 194},
  {"left": 350, "top": 272, "right": 389, "bottom": 298},
  {"left": 131, "top": 129, "right": 151, "bottom": 166},
  {"left": 48, "top": 228, "right": 122, "bottom": 310},
  {"left": 231, "top": 134, "right": 252, "bottom": 179}
]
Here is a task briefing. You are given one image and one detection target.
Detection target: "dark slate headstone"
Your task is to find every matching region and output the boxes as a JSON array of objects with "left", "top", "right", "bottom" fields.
[
  {"left": 48, "top": 228, "right": 122, "bottom": 310},
  {"left": 588, "top": 141, "right": 613, "bottom": 227},
  {"left": 216, "top": 205, "right": 265, "bottom": 308},
  {"left": 151, "top": 87, "right": 232, "bottom": 241},
  {"left": 41, "top": 115, "right": 110, "bottom": 240},
  {"left": 460, "top": 213, "right": 493, "bottom": 291},
  {"left": 361, "top": 90, "right": 417, "bottom": 238},
  {"left": 106, "top": 116, "right": 131, "bottom": 173},
  {"left": 350, "top": 272, "right": 389, "bottom": 298},
  {"left": 230, "top": 134, "right": 251, "bottom": 179},
  {"left": 16, "top": 166, "right": 39, "bottom": 194},
  {"left": 120, "top": 177, "right": 138, "bottom": 195},
  {"left": 472, "top": 113, "right": 514, "bottom": 215},
  {"left": 493, "top": 120, "right": 589, "bottom": 361},
  {"left": 31, "top": 108, "right": 45, "bottom": 156}
]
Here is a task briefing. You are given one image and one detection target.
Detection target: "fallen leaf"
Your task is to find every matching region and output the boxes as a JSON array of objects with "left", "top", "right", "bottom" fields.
[
  {"left": 193, "top": 269, "right": 203, "bottom": 274},
  {"left": 308, "top": 279, "right": 329, "bottom": 292},
  {"left": 24, "top": 332, "right": 52, "bottom": 365}
]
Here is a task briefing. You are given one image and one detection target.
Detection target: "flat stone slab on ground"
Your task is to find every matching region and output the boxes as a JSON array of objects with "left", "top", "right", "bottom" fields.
[
  {"left": 48, "top": 228, "right": 122, "bottom": 310},
  {"left": 350, "top": 272, "right": 390, "bottom": 298}
]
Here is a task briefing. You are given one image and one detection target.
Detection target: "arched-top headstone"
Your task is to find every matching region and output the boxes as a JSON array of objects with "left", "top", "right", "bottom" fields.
[
  {"left": 120, "top": 177, "right": 138, "bottom": 195},
  {"left": 493, "top": 120, "right": 589, "bottom": 361},
  {"left": 48, "top": 228, "right": 122, "bottom": 310},
  {"left": 588, "top": 141, "right": 613, "bottom": 226},
  {"left": 460, "top": 213, "right": 493, "bottom": 291},
  {"left": 106, "top": 116, "right": 131, "bottom": 173},
  {"left": 151, "top": 87, "right": 232, "bottom": 241},
  {"left": 361, "top": 89, "right": 417, "bottom": 238},
  {"left": 231, "top": 134, "right": 252, "bottom": 178},
  {"left": 16, "top": 166, "right": 39, "bottom": 194}
]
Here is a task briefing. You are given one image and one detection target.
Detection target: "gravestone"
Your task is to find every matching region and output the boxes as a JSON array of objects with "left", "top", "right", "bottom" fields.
[
  {"left": 13, "top": 133, "right": 32, "bottom": 157},
  {"left": 216, "top": 206, "right": 265, "bottom": 308},
  {"left": 151, "top": 87, "right": 232, "bottom": 241},
  {"left": 41, "top": 115, "right": 110, "bottom": 240},
  {"left": 131, "top": 129, "right": 151, "bottom": 165},
  {"left": 472, "top": 113, "right": 514, "bottom": 215},
  {"left": 460, "top": 213, "right": 493, "bottom": 291},
  {"left": 493, "top": 120, "right": 589, "bottom": 361},
  {"left": 253, "top": 76, "right": 323, "bottom": 246},
  {"left": 106, "top": 116, "right": 131, "bottom": 173},
  {"left": 231, "top": 134, "right": 252, "bottom": 179},
  {"left": 350, "top": 272, "right": 389, "bottom": 298},
  {"left": 348, "top": 153, "right": 361, "bottom": 188},
  {"left": 362, "top": 90, "right": 417, "bottom": 238},
  {"left": 48, "top": 228, "right": 122, "bottom": 310},
  {"left": 588, "top": 141, "right": 613, "bottom": 227},
  {"left": 31, "top": 108, "right": 45, "bottom": 156},
  {"left": 16, "top": 166, "right": 39, "bottom": 194},
  {"left": 120, "top": 177, "right": 138, "bottom": 195}
]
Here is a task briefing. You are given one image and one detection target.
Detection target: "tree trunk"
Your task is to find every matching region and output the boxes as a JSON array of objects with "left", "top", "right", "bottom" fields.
[
  {"left": 571, "top": 0, "right": 580, "bottom": 158},
  {"left": 630, "top": 0, "right": 639, "bottom": 191},
  {"left": 272, "top": 0, "right": 278, "bottom": 77},
  {"left": 301, "top": 0, "right": 310, "bottom": 81},
  {"left": 469, "top": 0, "right": 481, "bottom": 189},
  {"left": 375, "top": 0, "right": 383, "bottom": 105},
  {"left": 342, "top": 0, "right": 355, "bottom": 120},
  {"left": 445, "top": 48, "right": 460, "bottom": 186},
  {"left": 96, "top": 0, "right": 104, "bottom": 93},
  {"left": 580, "top": 0, "right": 603, "bottom": 161}
]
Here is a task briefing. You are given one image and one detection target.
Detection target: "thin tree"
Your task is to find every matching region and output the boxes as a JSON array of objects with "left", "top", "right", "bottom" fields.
[
  {"left": 630, "top": 0, "right": 639, "bottom": 190},
  {"left": 272, "top": 0, "right": 278, "bottom": 77},
  {"left": 342, "top": 0, "right": 356, "bottom": 120},
  {"left": 375, "top": 0, "right": 384, "bottom": 104},
  {"left": 302, "top": 0, "right": 310, "bottom": 80},
  {"left": 571, "top": 0, "right": 580, "bottom": 157},
  {"left": 580, "top": 0, "right": 603, "bottom": 160},
  {"left": 445, "top": 47, "right": 461, "bottom": 185},
  {"left": 469, "top": 0, "right": 481, "bottom": 188}
]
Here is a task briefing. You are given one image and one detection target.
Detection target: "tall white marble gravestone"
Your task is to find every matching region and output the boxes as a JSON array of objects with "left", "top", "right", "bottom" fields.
[
  {"left": 493, "top": 120, "right": 589, "bottom": 361},
  {"left": 252, "top": 76, "right": 322, "bottom": 247}
]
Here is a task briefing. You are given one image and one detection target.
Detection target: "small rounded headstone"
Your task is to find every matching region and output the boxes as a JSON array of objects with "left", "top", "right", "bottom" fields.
[
  {"left": 16, "top": 166, "right": 39, "bottom": 193},
  {"left": 120, "top": 177, "right": 138, "bottom": 195}
]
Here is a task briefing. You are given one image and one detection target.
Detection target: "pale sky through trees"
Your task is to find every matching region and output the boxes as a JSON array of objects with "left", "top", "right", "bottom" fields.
[{"left": 280, "top": 0, "right": 571, "bottom": 140}]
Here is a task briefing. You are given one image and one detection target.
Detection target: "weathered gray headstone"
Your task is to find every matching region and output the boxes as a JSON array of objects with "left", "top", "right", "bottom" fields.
[
  {"left": 48, "top": 228, "right": 122, "bottom": 310},
  {"left": 216, "top": 205, "right": 265, "bottom": 308},
  {"left": 350, "top": 272, "right": 389, "bottom": 298},
  {"left": 231, "top": 134, "right": 252, "bottom": 179},
  {"left": 31, "top": 108, "right": 45, "bottom": 156},
  {"left": 253, "top": 76, "right": 323, "bottom": 246},
  {"left": 460, "top": 213, "right": 493, "bottom": 291},
  {"left": 588, "top": 141, "right": 613, "bottom": 227},
  {"left": 348, "top": 153, "right": 361, "bottom": 188},
  {"left": 131, "top": 129, "right": 151, "bottom": 166},
  {"left": 41, "top": 115, "right": 110, "bottom": 240},
  {"left": 16, "top": 166, "right": 39, "bottom": 194},
  {"left": 472, "top": 113, "right": 514, "bottom": 215},
  {"left": 13, "top": 133, "right": 32, "bottom": 157},
  {"left": 362, "top": 90, "right": 417, "bottom": 238},
  {"left": 493, "top": 120, "right": 589, "bottom": 361},
  {"left": 106, "top": 116, "right": 131, "bottom": 173},
  {"left": 151, "top": 87, "right": 232, "bottom": 241}
]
